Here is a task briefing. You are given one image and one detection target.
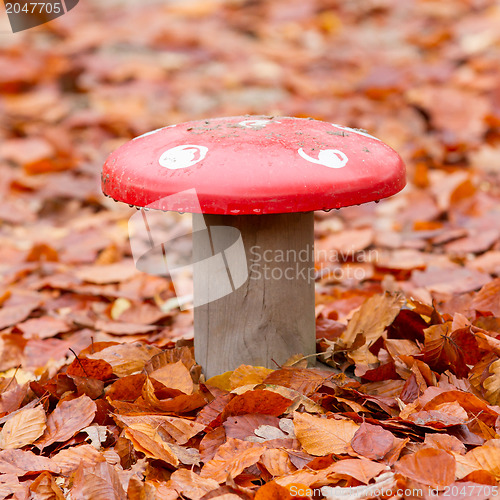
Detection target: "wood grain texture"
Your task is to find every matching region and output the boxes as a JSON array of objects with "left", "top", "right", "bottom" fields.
[{"left": 193, "top": 212, "right": 315, "bottom": 378}]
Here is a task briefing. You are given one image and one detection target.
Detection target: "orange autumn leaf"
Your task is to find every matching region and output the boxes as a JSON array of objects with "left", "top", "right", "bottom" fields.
[
  {"left": 124, "top": 428, "right": 179, "bottom": 467},
  {"left": 142, "top": 377, "right": 206, "bottom": 413},
  {"left": 293, "top": 412, "right": 359, "bottom": 456},
  {"left": 220, "top": 390, "right": 292, "bottom": 422},
  {"left": 329, "top": 457, "right": 388, "bottom": 484},
  {"left": 36, "top": 395, "right": 97, "bottom": 450},
  {"left": 200, "top": 438, "right": 265, "bottom": 483},
  {"left": 394, "top": 448, "right": 455, "bottom": 489},
  {"left": 148, "top": 360, "right": 194, "bottom": 395},
  {"left": 0, "top": 406, "right": 46, "bottom": 450},
  {"left": 229, "top": 365, "right": 274, "bottom": 389},
  {"left": 87, "top": 343, "right": 162, "bottom": 377},
  {"left": 170, "top": 469, "right": 219, "bottom": 500}
]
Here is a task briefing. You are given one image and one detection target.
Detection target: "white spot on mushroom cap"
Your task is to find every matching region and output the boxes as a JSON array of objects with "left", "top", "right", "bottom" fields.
[
  {"left": 159, "top": 145, "right": 208, "bottom": 170},
  {"left": 298, "top": 148, "right": 348, "bottom": 169},
  {"left": 238, "top": 119, "right": 280, "bottom": 129}
]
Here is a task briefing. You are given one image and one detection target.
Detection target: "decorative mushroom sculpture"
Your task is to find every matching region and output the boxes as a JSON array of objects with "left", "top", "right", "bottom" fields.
[{"left": 102, "top": 116, "right": 405, "bottom": 377}]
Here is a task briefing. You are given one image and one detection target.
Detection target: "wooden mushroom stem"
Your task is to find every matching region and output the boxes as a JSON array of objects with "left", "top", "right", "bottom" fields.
[{"left": 193, "top": 212, "right": 316, "bottom": 378}]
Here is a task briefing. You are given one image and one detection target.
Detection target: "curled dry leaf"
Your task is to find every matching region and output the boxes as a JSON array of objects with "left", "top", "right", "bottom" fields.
[
  {"left": 70, "top": 459, "right": 127, "bottom": 500},
  {"left": 293, "top": 412, "right": 359, "bottom": 456},
  {"left": 148, "top": 360, "right": 194, "bottom": 394},
  {"left": 170, "top": 468, "right": 219, "bottom": 500},
  {"left": 36, "top": 395, "right": 97, "bottom": 450},
  {"left": 29, "top": 471, "right": 65, "bottom": 500},
  {"left": 141, "top": 377, "right": 206, "bottom": 413},
  {"left": 472, "top": 278, "right": 500, "bottom": 316},
  {"left": 124, "top": 428, "right": 179, "bottom": 467},
  {"left": 116, "top": 413, "right": 205, "bottom": 445},
  {"left": 220, "top": 390, "right": 292, "bottom": 422},
  {"left": 0, "top": 406, "right": 46, "bottom": 450},
  {"left": 482, "top": 359, "right": 500, "bottom": 405},
  {"left": 87, "top": 343, "right": 162, "bottom": 377}
]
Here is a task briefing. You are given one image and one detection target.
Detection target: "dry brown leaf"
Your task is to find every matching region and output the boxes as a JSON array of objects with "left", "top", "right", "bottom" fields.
[
  {"left": 350, "top": 422, "right": 394, "bottom": 460},
  {"left": 116, "top": 414, "right": 205, "bottom": 445},
  {"left": 75, "top": 261, "right": 138, "bottom": 284},
  {"left": 0, "top": 449, "right": 61, "bottom": 475},
  {"left": 87, "top": 343, "right": 162, "bottom": 377},
  {"left": 124, "top": 428, "right": 179, "bottom": 467},
  {"left": 205, "top": 371, "right": 233, "bottom": 391},
  {"left": 71, "top": 459, "right": 127, "bottom": 500},
  {"left": 229, "top": 365, "right": 274, "bottom": 389},
  {"left": 29, "top": 471, "right": 65, "bottom": 499},
  {"left": 170, "top": 468, "right": 219, "bottom": 500},
  {"left": 17, "top": 316, "right": 71, "bottom": 339},
  {"left": 394, "top": 447, "right": 455, "bottom": 488},
  {"left": 141, "top": 378, "right": 206, "bottom": 413},
  {"left": 330, "top": 457, "right": 389, "bottom": 484},
  {"left": 220, "top": 390, "right": 292, "bottom": 422},
  {"left": 36, "top": 395, "right": 97, "bottom": 450},
  {"left": 341, "top": 293, "right": 404, "bottom": 346},
  {"left": 52, "top": 444, "right": 104, "bottom": 474},
  {"left": 0, "top": 406, "right": 46, "bottom": 450},
  {"left": 148, "top": 360, "right": 194, "bottom": 395},
  {"left": 463, "top": 439, "right": 500, "bottom": 477},
  {"left": 263, "top": 368, "right": 329, "bottom": 396},
  {"left": 200, "top": 438, "right": 265, "bottom": 483},
  {"left": 259, "top": 448, "right": 295, "bottom": 476},
  {"left": 472, "top": 278, "right": 500, "bottom": 316},
  {"left": 293, "top": 412, "right": 359, "bottom": 456},
  {"left": 483, "top": 359, "right": 500, "bottom": 405}
]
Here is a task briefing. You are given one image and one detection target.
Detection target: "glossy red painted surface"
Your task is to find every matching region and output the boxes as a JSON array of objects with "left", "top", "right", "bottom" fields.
[{"left": 102, "top": 116, "right": 406, "bottom": 214}]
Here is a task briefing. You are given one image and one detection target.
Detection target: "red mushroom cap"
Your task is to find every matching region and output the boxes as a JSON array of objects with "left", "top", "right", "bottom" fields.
[{"left": 102, "top": 115, "right": 405, "bottom": 214}]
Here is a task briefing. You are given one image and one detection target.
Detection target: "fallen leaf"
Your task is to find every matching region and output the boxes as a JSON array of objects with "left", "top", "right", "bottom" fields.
[
  {"left": 170, "top": 468, "right": 219, "bottom": 500},
  {"left": 293, "top": 413, "right": 359, "bottom": 456},
  {"left": 350, "top": 422, "right": 394, "bottom": 460},
  {"left": 124, "top": 428, "right": 179, "bottom": 467},
  {"left": 148, "top": 360, "right": 194, "bottom": 395},
  {"left": 220, "top": 390, "right": 292, "bottom": 422},
  {"left": 200, "top": 438, "right": 265, "bottom": 483},
  {"left": 87, "top": 343, "right": 161, "bottom": 377},
  {"left": 0, "top": 406, "right": 46, "bottom": 450},
  {"left": 394, "top": 447, "right": 455, "bottom": 488},
  {"left": 36, "top": 395, "right": 97, "bottom": 450}
]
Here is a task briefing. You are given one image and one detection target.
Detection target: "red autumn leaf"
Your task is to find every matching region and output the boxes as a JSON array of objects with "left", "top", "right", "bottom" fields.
[
  {"left": 350, "top": 422, "right": 394, "bottom": 460},
  {"left": 66, "top": 358, "right": 114, "bottom": 381},
  {"left": 220, "top": 390, "right": 292, "bottom": 422}
]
